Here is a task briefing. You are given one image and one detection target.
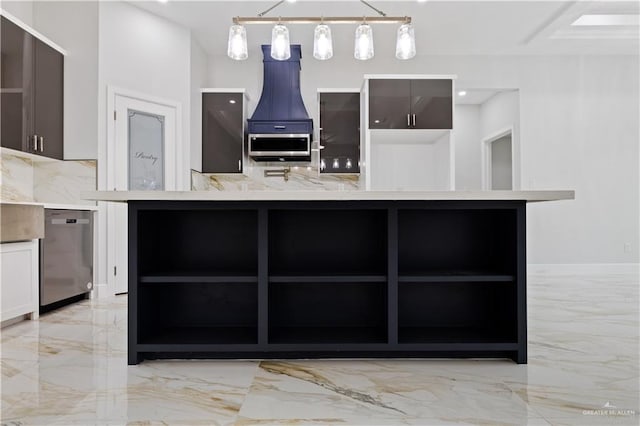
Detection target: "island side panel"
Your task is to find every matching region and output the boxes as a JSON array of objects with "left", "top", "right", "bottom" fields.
[
  {"left": 128, "top": 201, "right": 140, "bottom": 365},
  {"left": 516, "top": 201, "right": 527, "bottom": 364}
]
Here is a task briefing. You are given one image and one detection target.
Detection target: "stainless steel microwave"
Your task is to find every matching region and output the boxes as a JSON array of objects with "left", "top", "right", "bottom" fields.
[{"left": 248, "top": 134, "right": 311, "bottom": 162}]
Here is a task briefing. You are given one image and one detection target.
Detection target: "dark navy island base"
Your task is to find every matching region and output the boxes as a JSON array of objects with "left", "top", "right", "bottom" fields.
[{"left": 127, "top": 200, "right": 527, "bottom": 365}]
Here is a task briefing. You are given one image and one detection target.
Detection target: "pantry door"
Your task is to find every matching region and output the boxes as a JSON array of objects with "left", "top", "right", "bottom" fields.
[{"left": 108, "top": 90, "right": 179, "bottom": 295}]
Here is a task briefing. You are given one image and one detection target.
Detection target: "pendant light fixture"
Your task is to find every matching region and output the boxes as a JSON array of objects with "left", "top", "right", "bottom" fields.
[
  {"left": 227, "top": 1, "right": 414, "bottom": 61},
  {"left": 354, "top": 22, "right": 374, "bottom": 60},
  {"left": 395, "top": 22, "right": 416, "bottom": 60},
  {"left": 313, "top": 22, "right": 333, "bottom": 60},
  {"left": 227, "top": 24, "right": 248, "bottom": 61},
  {"left": 271, "top": 22, "right": 291, "bottom": 60}
]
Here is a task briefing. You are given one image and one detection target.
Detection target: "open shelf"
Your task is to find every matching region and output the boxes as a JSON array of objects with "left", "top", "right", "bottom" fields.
[
  {"left": 269, "top": 281, "right": 387, "bottom": 344},
  {"left": 269, "top": 326, "right": 386, "bottom": 344},
  {"left": 398, "top": 209, "right": 517, "bottom": 276},
  {"left": 137, "top": 209, "right": 258, "bottom": 276},
  {"left": 138, "top": 282, "right": 258, "bottom": 345},
  {"left": 269, "top": 209, "right": 387, "bottom": 276},
  {"left": 269, "top": 275, "right": 386, "bottom": 283},
  {"left": 398, "top": 281, "right": 516, "bottom": 344},
  {"left": 399, "top": 273, "right": 514, "bottom": 283},
  {"left": 140, "top": 326, "right": 257, "bottom": 345},
  {"left": 140, "top": 275, "right": 258, "bottom": 283},
  {"left": 399, "top": 326, "right": 516, "bottom": 344}
]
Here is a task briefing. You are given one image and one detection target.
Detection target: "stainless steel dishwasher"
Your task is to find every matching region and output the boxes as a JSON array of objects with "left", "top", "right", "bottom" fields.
[{"left": 40, "top": 209, "right": 93, "bottom": 308}]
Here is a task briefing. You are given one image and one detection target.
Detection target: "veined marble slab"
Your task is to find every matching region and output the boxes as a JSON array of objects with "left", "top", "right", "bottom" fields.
[
  {"left": 0, "top": 147, "right": 97, "bottom": 206},
  {"left": 0, "top": 149, "right": 34, "bottom": 202},
  {"left": 83, "top": 190, "right": 575, "bottom": 203}
]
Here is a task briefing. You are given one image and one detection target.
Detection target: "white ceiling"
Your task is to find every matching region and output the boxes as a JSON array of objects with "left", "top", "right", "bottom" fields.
[
  {"left": 131, "top": 0, "right": 640, "bottom": 57},
  {"left": 455, "top": 89, "right": 511, "bottom": 105}
]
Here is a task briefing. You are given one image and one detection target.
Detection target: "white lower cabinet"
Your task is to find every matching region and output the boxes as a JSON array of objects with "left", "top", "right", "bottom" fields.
[{"left": 1, "top": 240, "right": 39, "bottom": 322}]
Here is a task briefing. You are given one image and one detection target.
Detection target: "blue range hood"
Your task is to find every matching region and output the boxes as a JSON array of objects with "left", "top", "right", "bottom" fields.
[{"left": 248, "top": 45, "right": 313, "bottom": 162}]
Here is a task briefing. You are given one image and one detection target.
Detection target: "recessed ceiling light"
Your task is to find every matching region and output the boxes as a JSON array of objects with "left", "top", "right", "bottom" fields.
[
  {"left": 458, "top": 90, "right": 467, "bottom": 97},
  {"left": 417, "top": 0, "right": 428, "bottom": 3},
  {"left": 157, "top": 0, "right": 168, "bottom": 3},
  {"left": 229, "top": 99, "right": 236, "bottom": 104},
  {"left": 572, "top": 14, "right": 640, "bottom": 26}
]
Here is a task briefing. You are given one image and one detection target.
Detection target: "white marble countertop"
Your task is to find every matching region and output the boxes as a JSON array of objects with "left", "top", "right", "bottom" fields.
[
  {"left": 0, "top": 200, "right": 98, "bottom": 211},
  {"left": 82, "top": 190, "right": 575, "bottom": 203}
]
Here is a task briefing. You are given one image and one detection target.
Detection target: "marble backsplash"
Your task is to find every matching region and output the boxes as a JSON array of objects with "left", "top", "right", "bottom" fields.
[
  {"left": 0, "top": 148, "right": 97, "bottom": 205},
  {"left": 191, "top": 166, "right": 361, "bottom": 191}
]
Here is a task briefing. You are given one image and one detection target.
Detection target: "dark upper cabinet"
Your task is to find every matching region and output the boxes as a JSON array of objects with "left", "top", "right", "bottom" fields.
[
  {"left": 0, "top": 16, "right": 63, "bottom": 159},
  {"left": 368, "top": 79, "right": 411, "bottom": 130},
  {"left": 33, "top": 38, "right": 63, "bottom": 159},
  {"left": 1, "top": 16, "right": 32, "bottom": 152},
  {"left": 409, "top": 79, "right": 453, "bottom": 129},
  {"left": 202, "top": 92, "right": 244, "bottom": 173},
  {"left": 319, "top": 92, "right": 360, "bottom": 174},
  {"left": 368, "top": 78, "right": 452, "bottom": 130}
]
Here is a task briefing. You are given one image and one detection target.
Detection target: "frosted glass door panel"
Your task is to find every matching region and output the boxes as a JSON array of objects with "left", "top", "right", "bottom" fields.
[{"left": 128, "top": 110, "right": 165, "bottom": 190}]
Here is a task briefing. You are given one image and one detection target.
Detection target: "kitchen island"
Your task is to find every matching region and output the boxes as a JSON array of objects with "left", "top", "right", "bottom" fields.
[{"left": 86, "top": 190, "right": 574, "bottom": 365}]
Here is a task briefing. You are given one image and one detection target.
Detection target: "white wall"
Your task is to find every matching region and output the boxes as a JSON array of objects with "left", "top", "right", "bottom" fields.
[
  {"left": 480, "top": 91, "right": 520, "bottom": 189},
  {"left": 97, "top": 1, "right": 191, "bottom": 191},
  {"left": 190, "top": 39, "right": 207, "bottom": 171},
  {"left": 1, "top": 1, "right": 33, "bottom": 27},
  {"left": 523, "top": 56, "right": 639, "bottom": 264},
  {"left": 207, "top": 53, "right": 639, "bottom": 265},
  {"left": 96, "top": 1, "right": 193, "bottom": 294},
  {"left": 369, "top": 131, "right": 451, "bottom": 191},
  {"left": 454, "top": 105, "right": 482, "bottom": 190},
  {"left": 33, "top": 1, "right": 99, "bottom": 160},
  {"left": 433, "top": 132, "right": 452, "bottom": 190}
]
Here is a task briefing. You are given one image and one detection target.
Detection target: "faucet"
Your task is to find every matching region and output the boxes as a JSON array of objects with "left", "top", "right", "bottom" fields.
[{"left": 264, "top": 167, "right": 291, "bottom": 182}]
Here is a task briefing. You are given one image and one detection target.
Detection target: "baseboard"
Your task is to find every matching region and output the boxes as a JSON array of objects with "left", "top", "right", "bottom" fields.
[
  {"left": 94, "top": 283, "right": 110, "bottom": 299},
  {"left": 528, "top": 263, "right": 640, "bottom": 275}
]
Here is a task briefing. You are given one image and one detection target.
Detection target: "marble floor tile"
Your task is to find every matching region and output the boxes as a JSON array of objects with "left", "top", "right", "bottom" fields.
[
  {"left": 236, "top": 359, "right": 545, "bottom": 425},
  {"left": 1, "top": 272, "right": 638, "bottom": 425}
]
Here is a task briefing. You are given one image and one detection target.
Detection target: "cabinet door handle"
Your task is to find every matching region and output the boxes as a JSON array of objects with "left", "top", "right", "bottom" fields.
[
  {"left": 238, "top": 159, "right": 242, "bottom": 171},
  {"left": 407, "top": 114, "right": 411, "bottom": 127},
  {"left": 412, "top": 114, "right": 416, "bottom": 127},
  {"left": 39, "top": 136, "right": 44, "bottom": 152},
  {"left": 274, "top": 125, "right": 286, "bottom": 130},
  {"left": 31, "top": 135, "right": 38, "bottom": 151}
]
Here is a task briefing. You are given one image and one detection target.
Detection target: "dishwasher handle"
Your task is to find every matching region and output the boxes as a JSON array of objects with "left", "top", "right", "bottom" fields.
[{"left": 51, "top": 218, "right": 91, "bottom": 225}]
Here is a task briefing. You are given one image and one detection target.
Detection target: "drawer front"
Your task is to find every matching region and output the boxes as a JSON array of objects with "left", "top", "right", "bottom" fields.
[{"left": 249, "top": 121, "right": 312, "bottom": 134}]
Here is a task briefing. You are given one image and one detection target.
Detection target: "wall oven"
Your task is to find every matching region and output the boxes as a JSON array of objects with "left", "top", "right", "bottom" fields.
[{"left": 248, "top": 134, "right": 311, "bottom": 162}]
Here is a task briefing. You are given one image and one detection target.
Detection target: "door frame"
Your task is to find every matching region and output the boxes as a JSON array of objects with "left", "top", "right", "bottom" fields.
[
  {"left": 103, "top": 86, "right": 183, "bottom": 297},
  {"left": 106, "top": 86, "right": 184, "bottom": 192},
  {"left": 481, "top": 126, "right": 515, "bottom": 191}
]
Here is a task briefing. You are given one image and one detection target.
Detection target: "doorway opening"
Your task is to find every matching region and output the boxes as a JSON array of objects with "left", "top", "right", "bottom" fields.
[{"left": 482, "top": 128, "right": 513, "bottom": 190}]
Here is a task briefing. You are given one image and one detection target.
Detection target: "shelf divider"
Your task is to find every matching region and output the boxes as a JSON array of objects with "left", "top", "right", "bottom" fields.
[
  {"left": 140, "top": 275, "right": 258, "bottom": 283},
  {"left": 399, "top": 274, "right": 515, "bottom": 283},
  {"left": 268, "top": 275, "right": 387, "bottom": 283}
]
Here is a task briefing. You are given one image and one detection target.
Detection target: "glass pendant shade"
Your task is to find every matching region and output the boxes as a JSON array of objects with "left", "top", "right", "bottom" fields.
[
  {"left": 227, "top": 25, "right": 248, "bottom": 60},
  {"left": 396, "top": 23, "right": 416, "bottom": 60},
  {"left": 271, "top": 24, "right": 291, "bottom": 60},
  {"left": 313, "top": 24, "right": 333, "bottom": 60},
  {"left": 354, "top": 24, "right": 374, "bottom": 60}
]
